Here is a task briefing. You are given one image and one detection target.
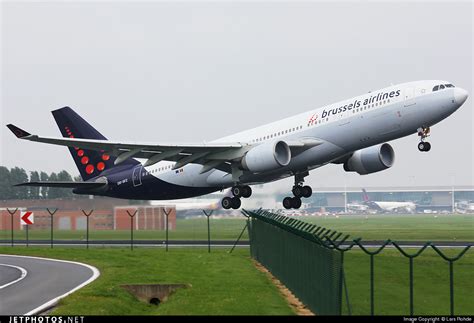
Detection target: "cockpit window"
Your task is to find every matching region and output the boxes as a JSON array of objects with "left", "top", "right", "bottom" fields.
[{"left": 433, "top": 83, "right": 455, "bottom": 91}]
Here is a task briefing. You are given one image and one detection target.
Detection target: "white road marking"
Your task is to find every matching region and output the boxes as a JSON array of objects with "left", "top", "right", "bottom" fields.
[
  {"left": 0, "top": 254, "right": 100, "bottom": 315},
  {"left": 0, "top": 263, "right": 28, "bottom": 289}
]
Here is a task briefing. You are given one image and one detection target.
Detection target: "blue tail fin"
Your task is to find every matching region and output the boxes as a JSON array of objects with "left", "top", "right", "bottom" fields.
[{"left": 52, "top": 107, "right": 138, "bottom": 181}]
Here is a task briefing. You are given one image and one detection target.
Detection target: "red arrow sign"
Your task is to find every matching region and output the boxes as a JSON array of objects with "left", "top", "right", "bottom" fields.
[{"left": 21, "top": 211, "right": 34, "bottom": 225}]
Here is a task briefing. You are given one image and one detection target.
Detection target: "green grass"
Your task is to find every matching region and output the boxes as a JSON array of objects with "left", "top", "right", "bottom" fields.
[
  {"left": 298, "top": 214, "right": 474, "bottom": 241},
  {"left": 1, "top": 246, "right": 472, "bottom": 315},
  {"left": 343, "top": 248, "right": 474, "bottom": 315},
  {"left": 0, "top": 247, "right": 294, "bottom": 315},
  {"left": 2, "top": 214, "right": 473, "bottom": 242}
]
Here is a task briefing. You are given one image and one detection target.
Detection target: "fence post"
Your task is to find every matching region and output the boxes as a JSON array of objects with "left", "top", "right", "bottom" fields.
[
  {"left": 339, "top": 250, "right": 352, "bottom": 315},
  {"left": 392, "top": 242, "right": 430, "bottom": 316},
  {"left": 163, "top": 208, "right": 172, "bottom": 252},
  {"left": 6, "top": 208, "right": 17, "bottom": 247},
  {"left": 449, "top": 261, "right": 454, "bottom": 315},
  {"left": 430, "top": 244, "right": 471, "bottom": 316},
  {"left": 47, "top": 208, "right": 58, "bottom": 249},
  {"left": 126, "top": 209, "right": 137, "bottom": 251},
  {"left": 230, "top": 214, "right": 249, "bottom": 253},
  {"left": 355, "top": 240, "right": 391, "bottom": 316},
  {"left": 202, "top": 210, "right": 213, "bottom": 253},
  {"left": 82, "top": 210, "right": 94, "bottom": 249}
]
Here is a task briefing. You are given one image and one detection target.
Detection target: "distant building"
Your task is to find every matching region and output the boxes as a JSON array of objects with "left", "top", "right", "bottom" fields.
[{"left": 0, "top": 198, "right": 176, "bottom": 231}]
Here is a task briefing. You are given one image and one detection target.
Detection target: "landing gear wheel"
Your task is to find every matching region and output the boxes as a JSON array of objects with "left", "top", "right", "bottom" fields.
[
  {"left": 302, "top": 186, "right": 312, "bottom": 198},
  {"left": 291, "top": 197, "right": 302, "bottom": 209},
  {"left": 231, "top": 197, "right": 241, "bottom": 209},
  {"left": 418, "top": 142, "right": 431, "bottom": 152},
  {"left": 292, "top": 186, "right": 303, "bottom": 198},
  {"left": 231, "top": 186, "right": 242, "bottom": 197},
  {"left": 283, "top": 197, "right": 293, "bottom": 209},
  {"left": 241, "top": 185, "right": 252, "bottom": 198},
  {"left": 222, "top": 197, "right": 233, "bottom": 210},
  {"left": 424, "top": 142, "right": 431, "bottom": 152},
  {"left": 418, "top": 142, "right": 425, "bottom": 152}
]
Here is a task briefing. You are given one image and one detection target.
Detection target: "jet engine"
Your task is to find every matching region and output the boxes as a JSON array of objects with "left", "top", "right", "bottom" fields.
[
  {"left": 241, "top": 140, "right": 291, "bottom": 172},
  {"left": 343, "top": 143, "right": 395, "bottom": 175}
]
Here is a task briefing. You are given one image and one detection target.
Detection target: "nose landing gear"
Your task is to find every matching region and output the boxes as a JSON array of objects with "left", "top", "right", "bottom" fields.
[{"left": 417, "top": 126, "right": 431, "bottom": 152}]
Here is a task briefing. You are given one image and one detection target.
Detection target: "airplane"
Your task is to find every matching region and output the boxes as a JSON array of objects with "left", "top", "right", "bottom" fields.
[
  {"left": 6, "top": 80, "right": 468, "bottom": 210},
  {"left": 362, "top": 189, "right": 416, "bottom": 213},
  {"left": 346, "top": 202, "right": 370, "bottom": 213}
]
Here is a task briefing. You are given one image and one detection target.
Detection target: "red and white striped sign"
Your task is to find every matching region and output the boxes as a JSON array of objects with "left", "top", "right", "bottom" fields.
[{"left": 21, "top": 211, "right": 34, "bottom": 225}]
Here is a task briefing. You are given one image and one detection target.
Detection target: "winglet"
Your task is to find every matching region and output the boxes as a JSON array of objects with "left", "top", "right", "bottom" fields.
[{"left": 6, "top": 124, "right": 31, "bottom": 138}]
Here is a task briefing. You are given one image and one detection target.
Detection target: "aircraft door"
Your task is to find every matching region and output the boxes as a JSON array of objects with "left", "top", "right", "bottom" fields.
[
  {"left": 132, "top": 165, "right": 143, "bottom": 187},
  {"left": 403, "top": 88, "right": 416, "bottom": 107}
]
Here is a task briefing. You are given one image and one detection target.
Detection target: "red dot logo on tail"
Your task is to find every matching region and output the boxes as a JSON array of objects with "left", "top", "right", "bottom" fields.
[
  {"left": 86, "top": 164, "right": 94, "bottom": 174},
  {"left": 97, "top": 162, "right": 105, "bottom": 171}
]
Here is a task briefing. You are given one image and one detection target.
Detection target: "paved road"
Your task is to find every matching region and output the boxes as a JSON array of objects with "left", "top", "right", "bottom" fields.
[
  {"left": 0, "top": 264, "right": 24, "bottom": 287},
  {"left": 0, "top": 255, "right": 99, "bottom": 315}
]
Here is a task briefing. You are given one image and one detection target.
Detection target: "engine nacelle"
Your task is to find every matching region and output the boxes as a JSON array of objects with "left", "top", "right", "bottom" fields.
[
  {"left": 343, "top": 143, "right": 395, "bottom": 175},
  {"left": 242, "top": 140, "right": 291, "bottom": 172}
]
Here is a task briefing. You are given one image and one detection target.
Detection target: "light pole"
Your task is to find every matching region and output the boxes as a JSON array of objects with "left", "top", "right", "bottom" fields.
[
  {"left": 344, "top": 177, "right": 347, "bottom": 214},
  {"left": 451, "top": 175, "right": 455, "bottom": 214}
]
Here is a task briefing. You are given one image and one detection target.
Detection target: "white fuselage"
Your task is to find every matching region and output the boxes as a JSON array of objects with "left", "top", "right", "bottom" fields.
[{"left": 138, "top": 80, "right": 466, "bottom": 192}]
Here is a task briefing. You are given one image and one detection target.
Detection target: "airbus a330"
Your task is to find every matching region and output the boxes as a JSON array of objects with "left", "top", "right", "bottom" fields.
[{"left": 7, "top": 80, "right": 468, "bottom": 209}]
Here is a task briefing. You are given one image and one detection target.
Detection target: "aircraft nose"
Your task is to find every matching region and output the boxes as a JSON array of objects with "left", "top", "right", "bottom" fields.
[{"left": 454, "top": 87, "right": 468, "bottom": 105}]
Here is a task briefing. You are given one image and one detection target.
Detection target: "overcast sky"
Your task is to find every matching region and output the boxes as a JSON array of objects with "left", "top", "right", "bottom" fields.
[{"left": 1, "top": 1, "right": 472, "bottom": 193}]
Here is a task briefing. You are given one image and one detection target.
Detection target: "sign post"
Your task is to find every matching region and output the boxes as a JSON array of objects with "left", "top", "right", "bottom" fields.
[
  {"left": 21, "top": 211, "right": 34, "bottom": 247},
  {"left": 6, "top": 208, "right": 18, "bottom": 247}
]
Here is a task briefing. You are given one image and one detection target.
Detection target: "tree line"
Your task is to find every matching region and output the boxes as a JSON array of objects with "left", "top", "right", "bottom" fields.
[{"left": 0, "top": 166, "right": 80, "bottom": 200}]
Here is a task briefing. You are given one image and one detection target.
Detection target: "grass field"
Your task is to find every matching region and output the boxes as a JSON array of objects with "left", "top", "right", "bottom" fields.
[
  {"left": 343, "top": 248, "right": 474, "bottom": 315},
  {"left": 0, "top": 246, "right": 472, "bottom": 315},
  {"left": 1, "top": 214, "right": 473, "bottom": 242},
  {"left": 0, "top": 247, "right": 294, "bottom": 315}
]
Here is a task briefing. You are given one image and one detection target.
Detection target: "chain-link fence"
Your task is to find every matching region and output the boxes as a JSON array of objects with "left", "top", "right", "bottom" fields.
[{"left": 244, "top": 209, "right": 472, "bottom": 316}]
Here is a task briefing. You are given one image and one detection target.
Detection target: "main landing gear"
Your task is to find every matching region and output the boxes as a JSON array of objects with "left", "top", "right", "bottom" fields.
[
  {"left": 221, "top": 185, "right": 252, "bottom": 209},
  {"left": 417, "top": 126, "right": 431, "bottom": 152},
  {"left": 282, "top": 174, "right": 312, "bottom": 210}
]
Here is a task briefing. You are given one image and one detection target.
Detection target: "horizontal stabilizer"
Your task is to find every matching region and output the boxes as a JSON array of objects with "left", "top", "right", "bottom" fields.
[
  {"left": 6, "top": 124, "right": 31, "bottom": 138},
  {"left": 14, "top": 181, "right": 107, "bottom": 189}
]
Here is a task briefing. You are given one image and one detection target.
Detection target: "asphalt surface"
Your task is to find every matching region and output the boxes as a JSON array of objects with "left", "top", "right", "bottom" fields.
[
  {"left": 0, "top": 264, "right": 23, "bottom": 287},
  {"left": 0, "top": 255, "right": 98, "bottom": 315}
]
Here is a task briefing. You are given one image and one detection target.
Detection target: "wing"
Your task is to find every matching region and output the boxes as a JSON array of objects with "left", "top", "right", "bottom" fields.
[{"left": 7, "top": 124, "right": 324, "bottom": 174}]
